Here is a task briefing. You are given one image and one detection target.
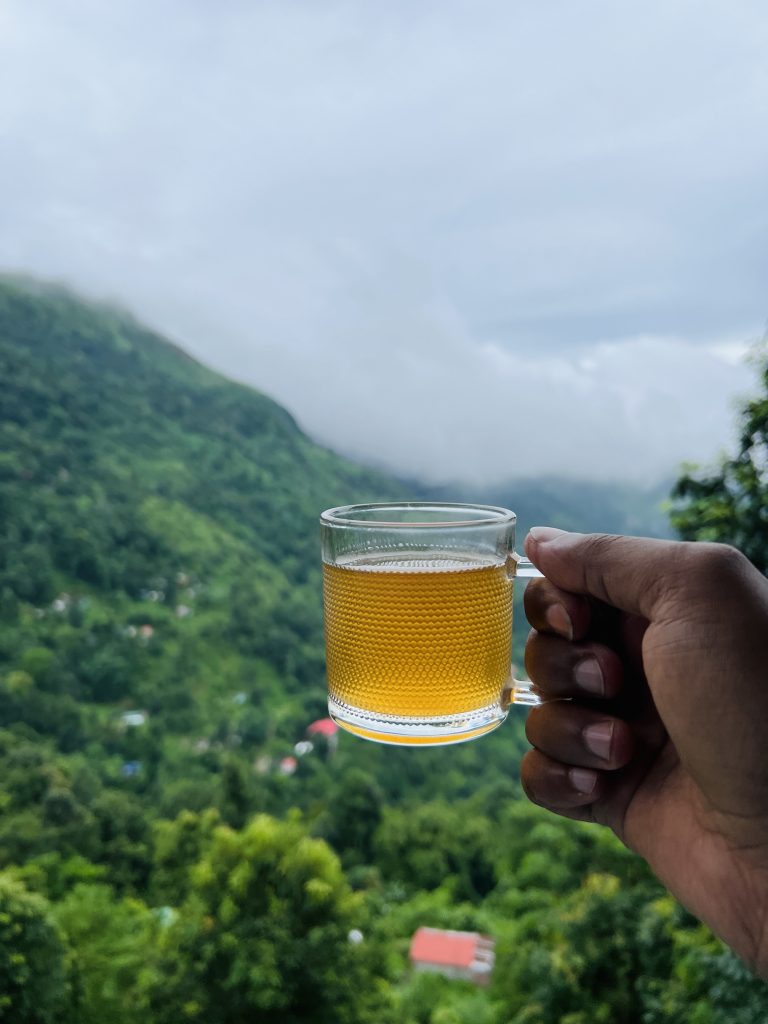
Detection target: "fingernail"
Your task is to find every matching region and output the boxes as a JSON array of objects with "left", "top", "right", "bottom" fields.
[
  {"left": 583, "top": 721, "right": 614, "bottom": 761},
  {"left": 573, "top": 657, "right": 604, "bottom": 695},
  {"left": 527, "top": 526, "right": 567, "bottom": 544},
  {"left": 544, "top": 603, "right": 573, "bottom": 640},
  {"left": 570, "top": 767, "right": 598, "bottom": 795}
]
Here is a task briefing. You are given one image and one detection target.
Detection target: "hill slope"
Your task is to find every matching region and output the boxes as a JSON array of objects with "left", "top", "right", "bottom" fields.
[
  {"left": 0, "top": 277, "right": 409, "bottom": 740},
  {"left": 0, "top": 275, "right": 401, "bottom": 589}
]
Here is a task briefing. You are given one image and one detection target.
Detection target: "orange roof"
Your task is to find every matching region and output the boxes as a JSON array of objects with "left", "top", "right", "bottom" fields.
[
  {"left": 409, "top": 928, "right": 482, "bottom": 968},
  {"left": 307, "top": 718, "right": 338, "bottom": 737}
]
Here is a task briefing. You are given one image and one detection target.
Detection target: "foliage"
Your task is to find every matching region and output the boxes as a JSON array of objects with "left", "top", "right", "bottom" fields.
[
  {"left": 146, "top": 814, "right": 393, "bottom": 1023},
  {"left": 52, "top": 883, "right": 157, "bottom": 1024},
  {"left": 671, "top": 347, "right": 768, "bottom": 571},
  {"left": 0, "top": 873, "right": 76, "bottom": 1022},
  {"left": 374, "top": 800, "right": 496, "bottom": 900}
]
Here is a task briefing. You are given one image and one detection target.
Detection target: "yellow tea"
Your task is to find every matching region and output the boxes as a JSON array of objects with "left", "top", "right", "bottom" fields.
[{"left": 323, "top": 556, "right": 512, "bottom": 718}]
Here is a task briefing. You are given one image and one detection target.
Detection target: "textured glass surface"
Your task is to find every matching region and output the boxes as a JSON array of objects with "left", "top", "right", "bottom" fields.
[{"left": 324, "top": 556, "right": 513, "bottom": 717}]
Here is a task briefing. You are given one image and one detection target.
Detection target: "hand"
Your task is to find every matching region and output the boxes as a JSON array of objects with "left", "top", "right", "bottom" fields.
[{"left": 521, "top": 528, "right": 768, "bottom": 976}]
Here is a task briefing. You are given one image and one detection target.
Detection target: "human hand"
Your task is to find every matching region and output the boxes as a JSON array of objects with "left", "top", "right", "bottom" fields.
[{"left": 521, "top": 528, "right": 768, "bottom": 976}]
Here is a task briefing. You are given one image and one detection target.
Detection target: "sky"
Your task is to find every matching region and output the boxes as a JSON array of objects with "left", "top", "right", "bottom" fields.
[{"left": 0, "top": 0, "right": 766, "bottom": 484}]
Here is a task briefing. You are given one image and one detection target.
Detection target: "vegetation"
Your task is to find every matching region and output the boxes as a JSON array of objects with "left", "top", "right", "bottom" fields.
[
  {"left": 0, "top": 275, "right": 764, "bottom": 1020},
  {"left": 671, "top": 344, "right": 768, "bottom": 570}
]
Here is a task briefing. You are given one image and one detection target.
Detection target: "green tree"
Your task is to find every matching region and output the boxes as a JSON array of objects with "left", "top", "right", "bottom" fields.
[
  {"left": 90, "top": 791, "right": 152, "bottom": 892},
  {"left": 635, "top": 895, "right": 768, "bottom": 1024},
  {"left": 147, "top": 814, "right": 393, "bottom": 1023},
  {"left": 52, "top": 883, "right": 157, "bottom": 1024},
  {"left": 314, "top": 768, "right": 384, "bottom": 868},
  {"left": 374, "top": 801, "right": 495, "bottom": 900},
  {"left": 149, "top": 809, "right": 221, "bottom": 907},
  {"left": 395, "top": 971, "right": 495, "bottom": 1024},
  {"left": 490, "top": 873, "right": 768, "bottom": 1024},
  {"left": 492, "top": 873, "right": 654, "bottom": 1024},
  {"left": 671, "top": 349, "right": 768, "bottom": 570},
  {"left": 218, "top": 756, "right": 252, "bottom": 829},
  {"left": 0, "top": 873, "right": 76, "bottom": 1023}
]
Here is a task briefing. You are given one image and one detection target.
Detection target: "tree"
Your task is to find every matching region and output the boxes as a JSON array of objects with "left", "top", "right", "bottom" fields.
[
  {"left": 314, "top": 768, "right": 384, "bottom": 868},
  {"left": 671, "top": 348, "right": 768, "bottom": 570},
  {"left": 218, "top": 756, "right": 252, "bottom": 829},
  {"left": 374, "top": 801, "right": 495, "bottom": 900},
  {"left": 147, "top": 814, "right": 393, "bottom": 1023},
  {"left": 52, "top": 883, "right": 157, "bottom": 1024},
  {"left": 149, "top": 808, "right": 221, "bottom": 907},
  {"left": 395, "top": 972, "right": 495, "bottom": 1024},
  {"left": 492, "top": 873, "right": 658, "bottom": 1024},
  {"left": 491, "top": 873, "right": 768, "bottom": 1024},
  {"left": 90, "top": 791, "right": 152, "bottom": 892},
  {"left": 0, "top": 873, "right": 77, "bottom": 1023}
]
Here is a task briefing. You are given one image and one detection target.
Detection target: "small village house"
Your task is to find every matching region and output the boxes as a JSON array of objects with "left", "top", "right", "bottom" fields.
[{"left": 409, "top": 927, "right": 495, "bottom": 987}]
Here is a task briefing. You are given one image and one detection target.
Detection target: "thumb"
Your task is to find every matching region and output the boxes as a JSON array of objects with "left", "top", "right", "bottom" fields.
[{"left": 524, "top": 527, "right": 688, "bottom": 621}]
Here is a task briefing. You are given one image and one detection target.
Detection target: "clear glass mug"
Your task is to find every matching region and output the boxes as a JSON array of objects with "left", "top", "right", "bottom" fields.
[{"left": 320, "top": 502, "right": 542, "bottom": 746}]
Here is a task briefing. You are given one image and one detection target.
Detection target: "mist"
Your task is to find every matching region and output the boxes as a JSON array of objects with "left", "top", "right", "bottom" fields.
[{"left": 1, "top": 0, "right": 766, "bottom": 483}]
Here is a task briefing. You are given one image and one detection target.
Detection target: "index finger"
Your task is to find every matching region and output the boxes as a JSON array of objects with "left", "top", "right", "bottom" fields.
[{"left": 524, "top": 528, "right": 689, "bottom": 620}]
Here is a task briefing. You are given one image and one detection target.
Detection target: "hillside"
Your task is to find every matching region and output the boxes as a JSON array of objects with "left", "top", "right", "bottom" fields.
[
  {"left": 0, "top": 276, "right": 760, "bottom": 1023},
  {"left": 0, "top": 276, "right": 405, "bottom": 739}
]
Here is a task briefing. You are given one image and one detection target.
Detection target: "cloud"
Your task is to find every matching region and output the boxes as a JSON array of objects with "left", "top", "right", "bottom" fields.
[
  {"left": 0, "top": 0, "right": 766, "bottom": 483},
  {"left": 224, "top": 284, "right": 759, "bottom": 483}
]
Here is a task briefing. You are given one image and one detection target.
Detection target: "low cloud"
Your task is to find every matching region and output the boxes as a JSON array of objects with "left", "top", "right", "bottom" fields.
[
  {"left": 219, "top": 293, "right": 758, "bottom": 483},
  {"left": 0, "top": 0, "right": 766, "bottom": 484}
]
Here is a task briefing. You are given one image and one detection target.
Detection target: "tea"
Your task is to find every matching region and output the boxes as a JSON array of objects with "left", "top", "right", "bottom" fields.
[{"left": 323, "top": 555, "right": 513, "bottom": 719}]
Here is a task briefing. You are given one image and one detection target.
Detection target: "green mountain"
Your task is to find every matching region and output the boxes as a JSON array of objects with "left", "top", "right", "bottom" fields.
[
  {"left": 1, "top": 276, "right": 757, "bottom": 1024},
  {"left": 0, "top": 275, "right": 404, "bottom": 741}
]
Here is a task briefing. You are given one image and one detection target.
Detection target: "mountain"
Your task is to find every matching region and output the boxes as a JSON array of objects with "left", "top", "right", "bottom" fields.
[{"left": 0, "top": 275, "right": 405, "bottom": 739}]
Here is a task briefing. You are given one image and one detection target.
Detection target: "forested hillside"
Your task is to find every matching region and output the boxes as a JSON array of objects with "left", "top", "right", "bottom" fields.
[{"left": 0, "top": 276, "right": 764, "bottom": 1023}]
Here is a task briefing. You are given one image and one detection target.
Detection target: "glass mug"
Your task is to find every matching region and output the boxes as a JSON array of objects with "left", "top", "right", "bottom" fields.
[{"left": 320, "top": 502, "right": 542, "bottom": 746}]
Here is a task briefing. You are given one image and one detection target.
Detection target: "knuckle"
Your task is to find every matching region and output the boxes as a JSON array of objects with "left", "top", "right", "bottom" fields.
[
  {"left": 520, "top": 775, "right": 545, "bottom": 808},
  {"left": 683, "top": 541, "right": 749, "bottom": 589},
  {"left": 525, "top": 626, "right": 539, "bottom": 646},
  {"left": 523, "top": 578, "right": 547, "bottom": 615},
  {"left": 702, "top": 541, "right": 747, "bottom": 573},
  {"left": 580, "top": 534, "right": 626, "bottom": 604},
  {"left": 523, "top": 576, "right": 546, "bottom": 600},
  {"left": 519, "top": 753, "right": 543, "bottom": 804}
]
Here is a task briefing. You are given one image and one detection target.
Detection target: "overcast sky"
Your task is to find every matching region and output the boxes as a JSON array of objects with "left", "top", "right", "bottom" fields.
[{"left": 1, "top": 1, "right": 766, "bottom": 484}]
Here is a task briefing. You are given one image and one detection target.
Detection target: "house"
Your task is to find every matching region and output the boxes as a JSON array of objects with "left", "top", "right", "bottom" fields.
[
  {"left": 307, "top": 717, "right": 339, "bottom": 752},
  {"left": 409, "top": 928, "right": 495, "bottom": 986},
  {"left": 119, "top": 710, "right": 148, "bottom": 729}
]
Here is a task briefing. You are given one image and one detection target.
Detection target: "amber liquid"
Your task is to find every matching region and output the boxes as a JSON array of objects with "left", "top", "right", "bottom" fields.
[{"left": 323, "top": 556, "right": 513, "bottom": 718}]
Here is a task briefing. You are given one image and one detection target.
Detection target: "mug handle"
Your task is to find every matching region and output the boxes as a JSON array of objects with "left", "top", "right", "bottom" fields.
[{"left": 504, "top": 551, "right": 544, "bottom": 708}]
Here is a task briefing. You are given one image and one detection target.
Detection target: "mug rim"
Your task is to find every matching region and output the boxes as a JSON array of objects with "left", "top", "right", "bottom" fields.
[{"left": 320, "top": 501, "right": 516, "bottom": 529}]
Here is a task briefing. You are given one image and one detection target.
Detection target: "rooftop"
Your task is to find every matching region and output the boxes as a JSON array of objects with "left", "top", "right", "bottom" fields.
[{"left": 409, "top": 927, "right": 493, "bottom": 969}]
